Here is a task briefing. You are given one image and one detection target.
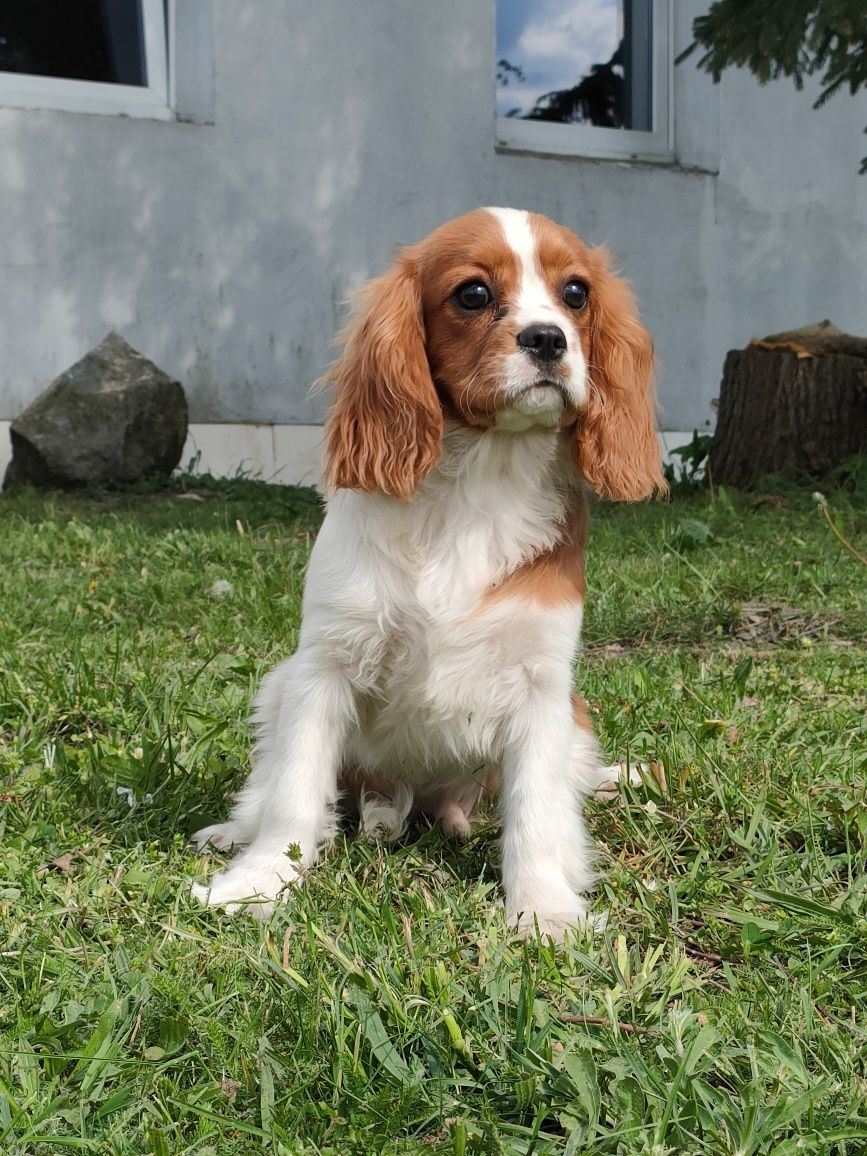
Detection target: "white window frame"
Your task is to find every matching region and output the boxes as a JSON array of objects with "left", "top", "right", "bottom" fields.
[
  {"left": 0, "top": 0, "right": 170, "bottom": 120},
  {"left": 496, "top": 0, "right": 673, "bottom": 164}
]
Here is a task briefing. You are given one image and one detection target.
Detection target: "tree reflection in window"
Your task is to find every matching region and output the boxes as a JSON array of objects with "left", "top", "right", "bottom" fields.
[
  {"left": 507, "top": 40, "right": 624, "bottom": 127},
  {"left": 496, "top": 0, "right": 652, "bottom": 131}
]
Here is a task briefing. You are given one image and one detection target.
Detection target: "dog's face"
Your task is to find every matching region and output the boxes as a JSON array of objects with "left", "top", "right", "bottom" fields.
[
  {"left": 325, "top": 207, "right": 664, "bottom": 502},
  {"left": 419, "top": 207, "right": 591, "bottom": 433}
]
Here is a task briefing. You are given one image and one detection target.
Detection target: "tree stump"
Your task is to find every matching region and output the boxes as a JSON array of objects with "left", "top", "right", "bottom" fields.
[{"left": 708, "top": 321, "right": 867, "bottom": 489}]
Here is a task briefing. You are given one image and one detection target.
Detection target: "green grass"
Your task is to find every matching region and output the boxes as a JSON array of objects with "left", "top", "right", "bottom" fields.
[{"left": 1, "top": 473, "right": 866, "bottom": 1154}]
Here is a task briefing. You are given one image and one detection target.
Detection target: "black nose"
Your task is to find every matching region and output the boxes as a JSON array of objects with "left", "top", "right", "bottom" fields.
[{"left": 516, "top": 323, "right": 567, "bottom": 362}]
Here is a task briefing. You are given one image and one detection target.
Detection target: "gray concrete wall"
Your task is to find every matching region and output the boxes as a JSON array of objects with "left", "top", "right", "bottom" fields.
[{"left": 1, "top": 0, "right": 865, "bottom": 431}]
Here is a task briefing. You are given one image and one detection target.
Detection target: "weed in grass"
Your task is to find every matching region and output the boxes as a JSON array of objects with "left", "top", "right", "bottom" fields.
[
  {"left": 0, "top": 478, "right": 866, "bottom": 1152},
  {"left": 662, "top": 431, "right": 713, "bottom": 495},
  {"left": 814, "top": 490, "right": 867, "bottom": 569}
]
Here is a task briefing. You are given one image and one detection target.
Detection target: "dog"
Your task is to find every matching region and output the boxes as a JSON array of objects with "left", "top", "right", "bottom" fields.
[{"left": 191, "top": 207, "right": 664, "bottom": 936}]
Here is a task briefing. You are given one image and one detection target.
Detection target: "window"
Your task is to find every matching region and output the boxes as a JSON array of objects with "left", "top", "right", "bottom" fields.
[
  {"left": 0, "top": 0, "right": 169, "bottom": 119},
  {"left": 496, "top": 0, "right": 671, "bottom": 162}
]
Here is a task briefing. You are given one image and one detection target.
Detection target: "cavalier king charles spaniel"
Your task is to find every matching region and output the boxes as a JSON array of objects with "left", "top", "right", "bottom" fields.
[{"left": 191, "top": 207, "right": 664, "bottom": 936}]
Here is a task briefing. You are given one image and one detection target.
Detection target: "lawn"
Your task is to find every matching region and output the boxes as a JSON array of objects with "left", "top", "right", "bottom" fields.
[{"left": 1, "top": 471, "right": 866, "bottom": 1154}]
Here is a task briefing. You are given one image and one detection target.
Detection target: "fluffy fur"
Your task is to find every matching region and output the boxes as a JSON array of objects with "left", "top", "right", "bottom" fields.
[{"left": 191, "top": 207, "right": 665, "bottom": 936}]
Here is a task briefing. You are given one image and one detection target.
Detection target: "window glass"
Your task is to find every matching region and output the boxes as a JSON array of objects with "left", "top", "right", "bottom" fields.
[
  {"left": 0, "top": 0, "right": 148, "bottom": 87},
  {"left": 497, "top": 0, "right": 652, "bottom": 131}
]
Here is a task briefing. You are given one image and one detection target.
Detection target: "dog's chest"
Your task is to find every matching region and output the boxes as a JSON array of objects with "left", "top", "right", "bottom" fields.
[
  {"left": 334, "top": 519, "right": 569, "bottom": 775},
  {"left": 310, "top": 430, "right": 579, "bottom": 775},
  {"left": 350, "top": 564, "right": 530, "bottom": 776},
  {"left": 370, "top": 522, "right": 522, "bottom": 700}
]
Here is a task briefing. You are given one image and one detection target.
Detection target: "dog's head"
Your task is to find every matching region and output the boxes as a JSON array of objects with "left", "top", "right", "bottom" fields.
[{"left": 324, "top": 207, "right": 665, "bottom": 501}]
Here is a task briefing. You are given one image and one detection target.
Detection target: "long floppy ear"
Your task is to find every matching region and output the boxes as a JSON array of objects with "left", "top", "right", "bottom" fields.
[
  {"left": 575, "top": 253, "right": 666, "bottom": 501},
  {"left": 323, "top": 252, "right": 443, "bottom": 500}
]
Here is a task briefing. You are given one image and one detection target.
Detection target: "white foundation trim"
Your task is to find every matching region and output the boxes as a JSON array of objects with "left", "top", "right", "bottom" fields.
[
  {"left": 180, "top": 423, "right": 324, "bottom": 486},
  {"left": 0, "top": 422, "right": 705, "bottom": 489}
]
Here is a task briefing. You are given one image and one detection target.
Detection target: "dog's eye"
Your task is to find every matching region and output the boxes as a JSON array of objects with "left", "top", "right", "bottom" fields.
[
  {"left": 454, "top": 281, "right": 492, "bottom": 311},
  {"left": 563, "top": 280, "right": 589, "bottom": 310}
]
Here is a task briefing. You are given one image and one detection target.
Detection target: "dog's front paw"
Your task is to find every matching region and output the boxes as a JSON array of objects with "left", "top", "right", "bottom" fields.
[
  {"left": 591, "top": 761, "right": 646, "bottom": 800},
  {"left": 191, "top": 820, "right": 249, "bottom": 851},
  {"left": 512, "top": 904, "right": 597, "bottom": 942},
  {"left": 507, "top": 882, "right": 605, "bottom": 941},
  {"left": 191, "top": 849, "right": 300, "bottom": 918}
]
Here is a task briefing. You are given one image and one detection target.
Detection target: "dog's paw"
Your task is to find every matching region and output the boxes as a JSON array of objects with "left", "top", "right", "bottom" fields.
[
  {"left": 513, "top": 905, "right": 598, "bottom": 942},
  {"left": 359, "top": 785, "right": 413, "bottom": 843},
  {"left": 190, "top": 851, "right": 300, "bottom": 918},
  {"left": 191, "top": 820, "right": 249, "bottom": 851},
  {"left": 592, "top": 761, "right": 646, "bottom": 800},
  {"left": 439, "top": 802, "right": 472, "bottom": 840},
  {"left": 513, "top": 906, "right": 605, "bottom": 943}
]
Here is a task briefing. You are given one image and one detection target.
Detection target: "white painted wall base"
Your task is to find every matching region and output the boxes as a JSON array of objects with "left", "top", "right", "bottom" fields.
[
  {"left": 0, "top": 421, "right": 704, "bottom": 489},
  {"left": 180, "top": 423, "right": 324, "bottom": 486}
]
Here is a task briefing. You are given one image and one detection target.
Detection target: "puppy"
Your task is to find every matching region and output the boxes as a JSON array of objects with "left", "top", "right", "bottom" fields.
[{"left": 192, "top": 207, "right": 664, "bottom": 935}]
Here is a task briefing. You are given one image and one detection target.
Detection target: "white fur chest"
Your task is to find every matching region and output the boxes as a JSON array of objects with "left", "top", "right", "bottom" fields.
[{"left": 301, "top": 428, "right": 582, "bottom": 781}]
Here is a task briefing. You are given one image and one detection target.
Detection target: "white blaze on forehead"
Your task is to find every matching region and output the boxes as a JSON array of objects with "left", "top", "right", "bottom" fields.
[{"left": 485, "top": 206, "right": 566, "bottom": 328}]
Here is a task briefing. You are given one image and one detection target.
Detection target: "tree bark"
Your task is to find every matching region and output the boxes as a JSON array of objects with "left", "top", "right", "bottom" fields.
[{"left": 709, "top": 326, "right": 867, "bottom": 489}]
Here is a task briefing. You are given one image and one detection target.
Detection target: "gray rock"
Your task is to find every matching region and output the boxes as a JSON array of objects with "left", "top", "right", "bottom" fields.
[{"left": 3, "top": 332, "right": 188, "bottom": 489}]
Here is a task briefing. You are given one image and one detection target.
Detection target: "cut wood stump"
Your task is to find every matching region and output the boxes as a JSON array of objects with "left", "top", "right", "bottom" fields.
[{"left": 708, "top": 321, "right": 867, "bottom": 489}]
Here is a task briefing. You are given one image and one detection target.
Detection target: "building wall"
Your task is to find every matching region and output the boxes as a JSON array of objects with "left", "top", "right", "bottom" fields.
[{"left": 1, "top": 0, "right": 865, "bottom": 441}]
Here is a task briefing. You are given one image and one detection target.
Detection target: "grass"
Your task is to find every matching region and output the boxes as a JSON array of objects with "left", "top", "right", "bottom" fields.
[{"left": 0, "top": 471, "right": 866, "bottom": 1154}]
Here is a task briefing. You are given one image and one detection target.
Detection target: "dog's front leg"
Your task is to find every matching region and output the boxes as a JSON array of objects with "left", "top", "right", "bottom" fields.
[
  {"left": 191, "top": 654, "right": 354, "bottom": 916},
  {"left": 499, "top": 694, "right": 598, "bottom": 938}
]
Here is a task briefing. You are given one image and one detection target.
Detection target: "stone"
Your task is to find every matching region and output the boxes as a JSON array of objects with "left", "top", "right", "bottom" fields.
[{"left": 3, "top": 332, "right": 188, "bottom": 489}]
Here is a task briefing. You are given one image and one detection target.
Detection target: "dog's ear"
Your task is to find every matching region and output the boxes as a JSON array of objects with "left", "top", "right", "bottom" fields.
[
  {"left": 574, "top": 251, "right": 666, "bottom": 501},
  {"left": 324, "top": 252, "right": 443, "bottom": 500}
]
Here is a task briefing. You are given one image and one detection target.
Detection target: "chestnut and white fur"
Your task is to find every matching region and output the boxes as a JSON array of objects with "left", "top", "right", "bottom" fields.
[{"left": 191, "top": 207, "right": 664, "bottom": 936}]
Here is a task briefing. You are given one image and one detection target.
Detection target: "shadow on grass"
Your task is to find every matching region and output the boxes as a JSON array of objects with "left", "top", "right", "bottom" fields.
[{"left": 0, "top": 474, "right": 325, "bottom": 532}]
